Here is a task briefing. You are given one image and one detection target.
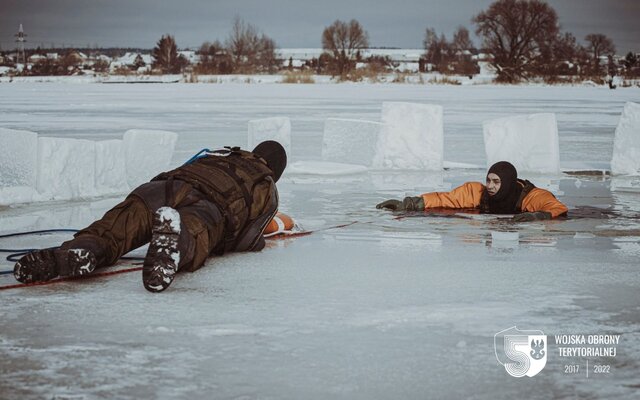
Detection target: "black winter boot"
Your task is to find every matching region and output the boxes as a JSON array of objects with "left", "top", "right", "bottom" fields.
[
  {"left": 14, "top": 248, "right": 98, "bottom": 284},
  {"left": 143, "top": 207, "right": 181, "bottom": 293}
]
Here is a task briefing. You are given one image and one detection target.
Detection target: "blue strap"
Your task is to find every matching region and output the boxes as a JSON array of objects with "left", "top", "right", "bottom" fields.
[{"left": 182, "top": 148, "right": 212, "bottom": 165}]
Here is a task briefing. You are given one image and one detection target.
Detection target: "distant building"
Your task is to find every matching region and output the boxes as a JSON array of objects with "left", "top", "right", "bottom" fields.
[
  {"left": 110, "top": 52, "right": 153, "bottom": 73},
  {"left": 276, "top": 48, "right": 424, "bottom": 72},
  {"left": 178, "top": 50, "right": 198, "bottom": 64},
  {"left": 96, "top": 54, "right": 111, "bottom": 63},
  {"left": 28, "top": 54, "right": 46, "bottom": 63}
]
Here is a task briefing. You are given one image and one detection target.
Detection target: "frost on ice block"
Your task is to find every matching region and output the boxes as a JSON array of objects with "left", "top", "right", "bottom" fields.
[
  {"left": 0, "top": 128, "right": 38, "bottom": 188},
  {"left": 483, "top": 113, "right": 559, "bottom": 174},
  {"left": 611, "top": 102, "right": 640, "bottom": 176},
  {"left": 124, "top": 129, "right": 177, "bottom": 188},
  {"left": 373, "top": 102, "right": 443, "bottom": 170},
  {"left": 322, "top": 118, "right": 383, "bottom": 166},
  {"left": 37, "top": 137, "right": 97, "bottom": 200},
  {"left": 247, "top": 117, "right": 291, "bottom": 157},
  {"left": 95, "top": 139, "right": 128, "bottom": 194}
]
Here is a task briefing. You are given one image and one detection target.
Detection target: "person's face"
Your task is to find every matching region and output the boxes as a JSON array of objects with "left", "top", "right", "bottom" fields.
[{"left": 486, "top": 173, "right": 501, "bottom": 196}]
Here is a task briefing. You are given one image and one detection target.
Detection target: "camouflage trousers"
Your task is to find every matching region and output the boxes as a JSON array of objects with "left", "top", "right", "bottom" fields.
[{"left": 61, "top": 180, "right": 224, "bottom": 272}]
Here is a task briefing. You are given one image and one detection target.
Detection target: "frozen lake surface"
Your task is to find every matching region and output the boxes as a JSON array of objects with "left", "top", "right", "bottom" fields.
[{"left": 1, "top": 83, "right": 640, "bottom": 399}]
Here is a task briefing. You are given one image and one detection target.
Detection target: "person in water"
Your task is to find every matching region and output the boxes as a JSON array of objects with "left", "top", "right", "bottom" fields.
[{"left": 376, "top": 161, "right": 568, "bottom": 221}]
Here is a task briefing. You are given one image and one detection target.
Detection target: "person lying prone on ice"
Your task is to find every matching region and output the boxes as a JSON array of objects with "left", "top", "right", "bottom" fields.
[
  {"left": 376, "top": 161, "right": 568, "bottom": 221},
  {"left": 14, "top": 141, "right": 294, "bottom": 293}
]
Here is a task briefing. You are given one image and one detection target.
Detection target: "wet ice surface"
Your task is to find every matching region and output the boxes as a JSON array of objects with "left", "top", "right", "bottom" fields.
[{"left": 1, "top": 84, "right": 640, "bottom": 399}]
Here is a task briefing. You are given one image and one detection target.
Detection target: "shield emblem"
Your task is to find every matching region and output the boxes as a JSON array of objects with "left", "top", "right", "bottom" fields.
[{"left": 495, "top": 326, "right": 547, "bottom": 377}]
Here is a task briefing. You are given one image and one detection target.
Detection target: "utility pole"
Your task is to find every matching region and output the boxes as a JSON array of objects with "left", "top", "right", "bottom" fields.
[{"left": 14, "top": 23, "right": 27, "bottom": 65}]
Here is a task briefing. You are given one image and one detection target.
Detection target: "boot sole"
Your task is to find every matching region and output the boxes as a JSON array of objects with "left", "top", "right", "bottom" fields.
[
  {"left": 14, "top": 248, "right": 97, "bottom": 284},
  {"left": 143, "top": 207, "right": 181, "bottom": 293}
]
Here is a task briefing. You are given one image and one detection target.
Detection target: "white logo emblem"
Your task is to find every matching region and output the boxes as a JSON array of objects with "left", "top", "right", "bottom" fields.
[{"left": 495, "top": 326, "right": 547, "bottom": 377}]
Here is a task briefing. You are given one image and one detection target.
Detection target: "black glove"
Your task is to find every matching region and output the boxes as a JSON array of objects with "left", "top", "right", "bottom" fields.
[
  {"left": 376, "top": 196, "right": 425, "bottom": 211},
  {"left": 512, "top": 211, "right": 552, "bottom": 222},
  {"left": 376, "top": 199, "right": 403, "bottom": 210}
]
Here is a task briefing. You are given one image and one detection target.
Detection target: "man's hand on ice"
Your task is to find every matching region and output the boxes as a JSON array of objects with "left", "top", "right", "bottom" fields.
[
  {"left": 512, "top": 211, "right": 552, "bottom": 222},
  {"left": 376, "top": 196, "right": 424, "bottom": 212}
]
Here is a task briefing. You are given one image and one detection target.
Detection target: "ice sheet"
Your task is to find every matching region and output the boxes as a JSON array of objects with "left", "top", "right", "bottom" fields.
[
  {"left": 483, "top": 113, "right": 560, "bottom": 174},
  {"left": 0, "top": 128, "right": 38, "bottom": 189},
  {"left": 123, "top": 129, "right": 177, "bottom": 188},
  {"left": 373, "top": 102, "right": 443, "bottom": 170},
  {"left": 1, "top": 84, "right": 639, "bottom": 400},
  {"left": 611, "top": 102, "right": 640, "bottom": 175},
  {"left": 36, "top": 136, "right": 97, "bottom": 200},
  {"left": 247, "top": 117, "right": 292, "bottom": 157},
  {"left": 322, "top": 118, "right": 382, "bottom": 166},
  {"left": 95, "top": 139, "right": 128, "bottom": 194},
  {"left": 288, "top": 161, "right": 368, "bottom": 175}
]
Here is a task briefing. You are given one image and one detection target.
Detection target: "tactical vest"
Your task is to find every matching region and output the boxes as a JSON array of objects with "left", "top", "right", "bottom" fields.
[{"left": 152, "top": 147, "right": 276, "bottom": 252}]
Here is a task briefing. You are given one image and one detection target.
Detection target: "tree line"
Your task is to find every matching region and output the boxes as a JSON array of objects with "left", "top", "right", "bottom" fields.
[
  {"left": 150, "top": 0, "right": 640, "bottom": 82},
  {"left": 3, "top": 0, "right": 639, "bottom": 82}
]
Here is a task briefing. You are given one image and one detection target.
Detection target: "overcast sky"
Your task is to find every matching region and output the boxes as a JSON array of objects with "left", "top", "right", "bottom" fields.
[{"left": 1, "top": 0, "right": 638, "bottom": 54}]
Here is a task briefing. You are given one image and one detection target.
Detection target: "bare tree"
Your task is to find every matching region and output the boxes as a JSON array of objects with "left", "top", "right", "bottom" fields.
[
  {"left": 225, "top": 17, "right": 278, "bottom": 73},
  {"left": 473, "top": 0, "right": 560, "bottom": 82},
  {"left": 584, "top": 33, "right": 616, "bottom": 71},
  {"left": 152, "top": 34, "right": 186, "bottom": 74},
  {"left": 551, "top": 32, "right": 582, "bottom": 77},
  {"left": 256, "top": 34, "right": 278, "bottom": 73},
  {"left": 423, "top": 28, "right": 450, "bottom": 72},
  {"left": 321, "top": 19, "right": 369, "bottom": 77},
  {"left": 451, "top": 27, "right": 474, "bottom": 54},
  {"left": 197, "top": 40, "right": 233, "bottom": 74},
  {"left": 423, "top": 27, "right": 478, "bottom": 75}
]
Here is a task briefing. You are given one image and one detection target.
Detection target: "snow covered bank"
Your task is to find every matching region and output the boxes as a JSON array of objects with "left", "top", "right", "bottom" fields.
[{"left": 3, "top": 73, "right": 639, "bottom": 87}]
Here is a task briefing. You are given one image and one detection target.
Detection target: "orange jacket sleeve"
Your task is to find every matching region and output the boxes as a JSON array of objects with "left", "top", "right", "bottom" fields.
[
  {"left": 520, "top": 188, "right": 568, "bottom": 218},
  {"left": 420, "top": 182, "right": 485, "bottom": 210}
]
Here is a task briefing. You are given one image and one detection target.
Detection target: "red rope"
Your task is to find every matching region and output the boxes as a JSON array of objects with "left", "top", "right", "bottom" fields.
[
  {"left": 0, "top": 266, "right": 143, "bottom": 291},
  {"left": 0, "top": 221, "right": 360, "bottom": 291}
]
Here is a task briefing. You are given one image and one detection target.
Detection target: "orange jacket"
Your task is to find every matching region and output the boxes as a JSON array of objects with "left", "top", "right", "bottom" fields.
[{"left": 421, "top": 182, "right": 568, "bottom": 218}]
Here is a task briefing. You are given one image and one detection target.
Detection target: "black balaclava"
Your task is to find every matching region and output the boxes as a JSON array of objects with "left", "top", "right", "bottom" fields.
[
  {"left": 483, "top": 161, "right": 523, "bottom": 214},
  {"left": 252, "top": 140, "right": 287, "bottom": 182}
]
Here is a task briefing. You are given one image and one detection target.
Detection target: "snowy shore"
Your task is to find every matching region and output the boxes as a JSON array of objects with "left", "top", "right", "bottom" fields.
[{"left": 2, "top": 73, "right": 638, "bottom": 87}]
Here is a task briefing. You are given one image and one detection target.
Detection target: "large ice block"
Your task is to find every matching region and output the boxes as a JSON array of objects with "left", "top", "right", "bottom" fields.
[
  {"left": 247, "top": 117, "right": 291, "bottom": 157},
  {"left": 373, "top": 102, "right": 443, "bottom": 170},
  {"left": 0, "top": 128, "right": 38, "bottom": 188},
  {"left": 123, "top": 129, "right": 177, "bottom": 188},
  {"left": 611, "top": 102, "right": 640, "bottom": 175},
  {"left": 37, "top": 137, "right": 97, "bottom": 200},
  {"left": 483, "top": 113, "right": 560, "bottom": 174},
  {"left": 95, "top": 139, "right": 128, "bottom": 194},
  {"left": 322, "top": 118, "right": 383, "bottom": 166}
]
